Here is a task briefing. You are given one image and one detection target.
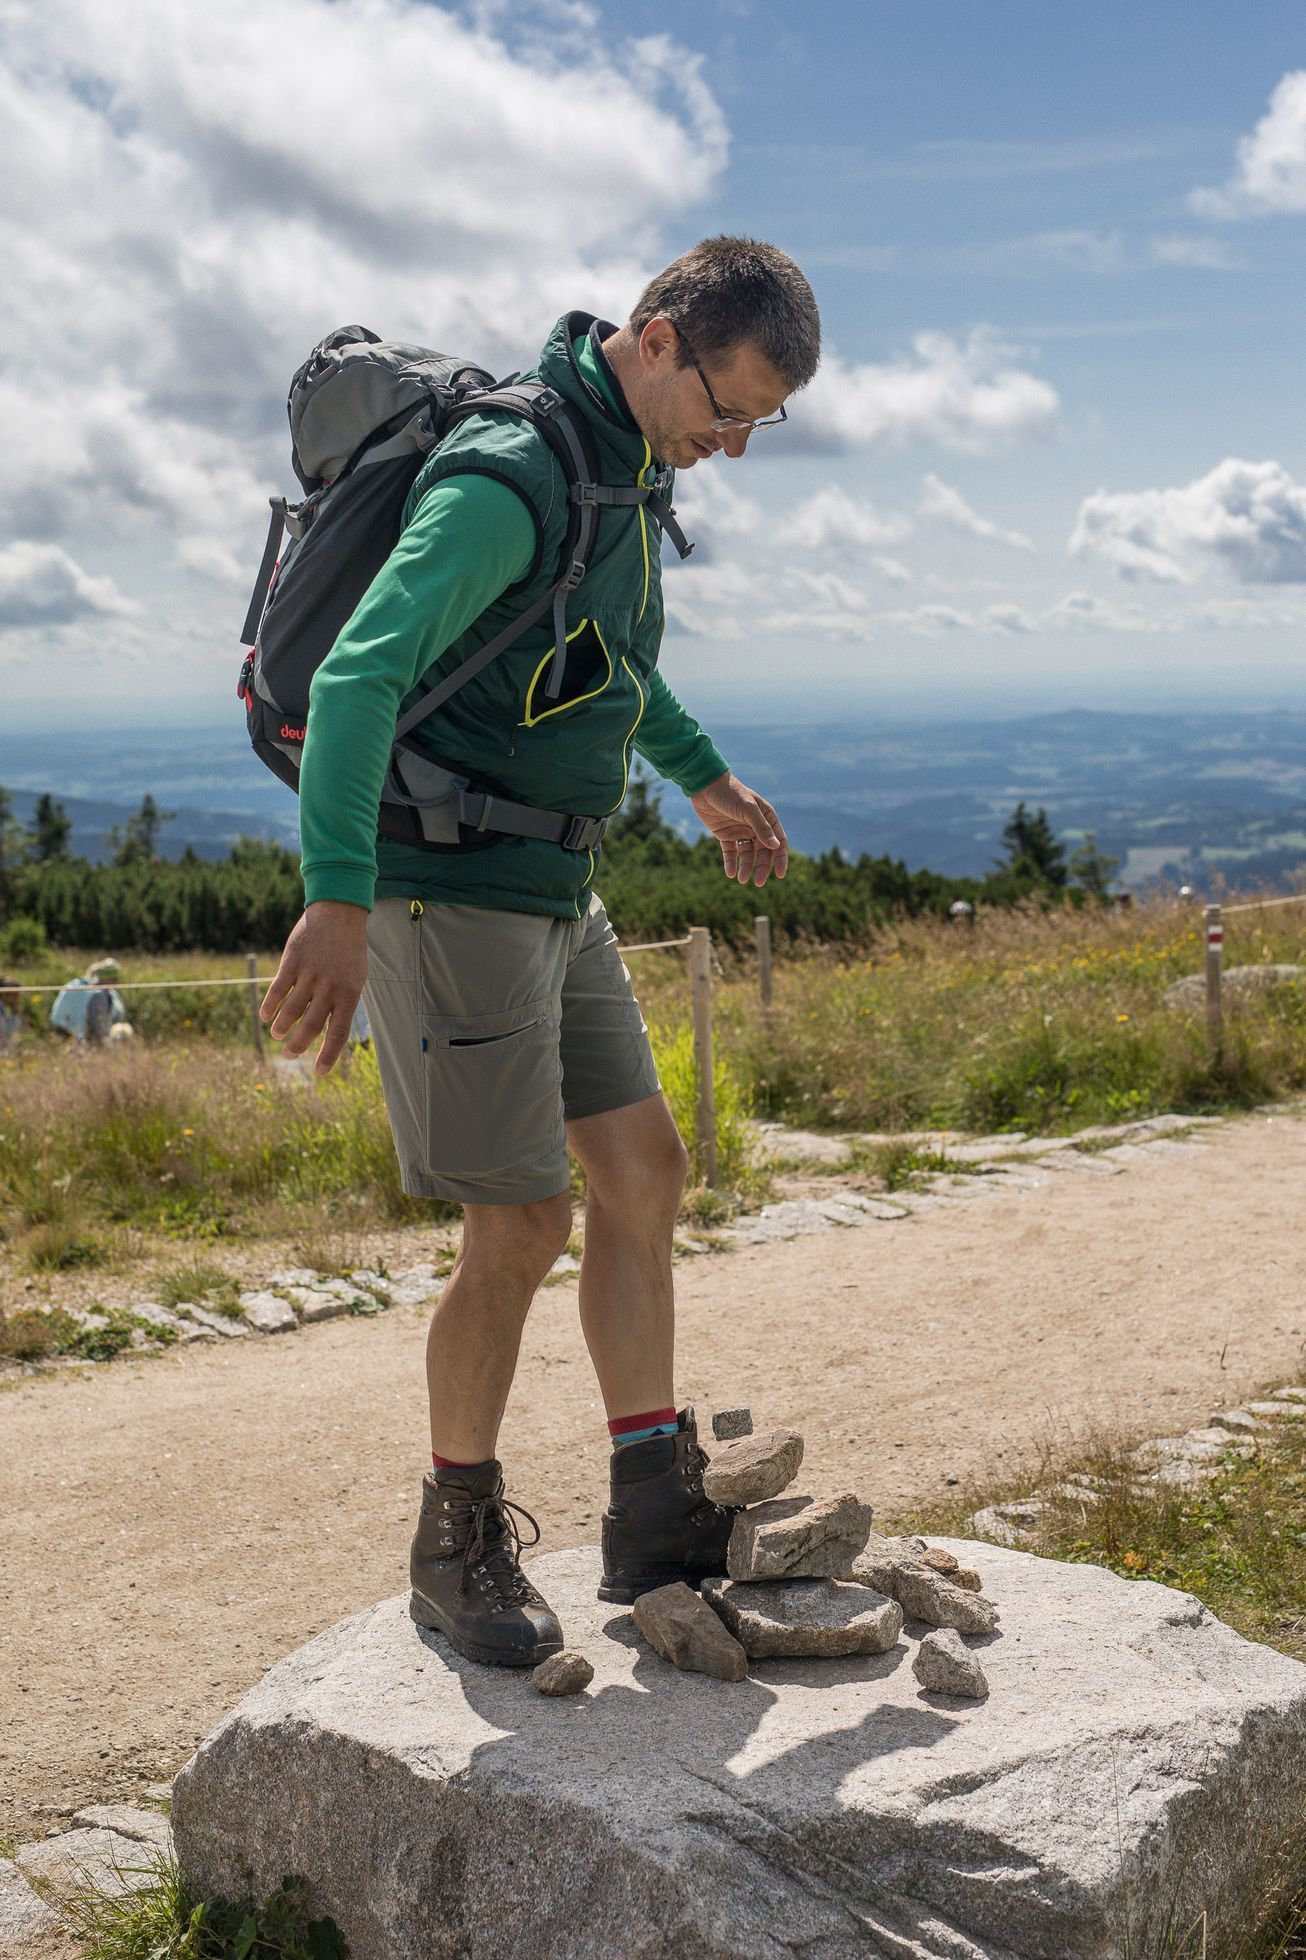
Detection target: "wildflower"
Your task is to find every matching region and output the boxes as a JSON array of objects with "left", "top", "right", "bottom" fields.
[
  {"left": 1122, "top": 1550, "right": 1147, "bottom": 1571},
  {"left": 181, "top": 1127, "right": 194, "bottom": 1137},
  {"left": 1116, "top": 1013, "right": 1130, "bottom": 1023}
]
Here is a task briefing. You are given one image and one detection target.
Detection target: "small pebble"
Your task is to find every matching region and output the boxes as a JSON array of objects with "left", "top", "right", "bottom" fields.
[
  {"left": 912, "top": 1627, "right": 989, "bottom": 1699},
  {"left": 712, "top": 1407, "right": 754, "bottom": 1440},
  {"left": 532, "top": 1651, "right": 594, "bottom": 1697}
]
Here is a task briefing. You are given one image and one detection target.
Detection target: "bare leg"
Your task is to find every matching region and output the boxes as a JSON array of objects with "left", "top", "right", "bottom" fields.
[
  {"left": 425, "top": 1193, "right": 573, "bottom": 1462},
  {"left": 567, "top": 1095, "right": 687, "bottom": 1421}
]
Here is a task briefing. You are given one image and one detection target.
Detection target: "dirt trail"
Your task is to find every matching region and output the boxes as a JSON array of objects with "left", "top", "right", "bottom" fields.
[{"left": 3, "top": 1108, "right": 1305, "bottom": 1844}]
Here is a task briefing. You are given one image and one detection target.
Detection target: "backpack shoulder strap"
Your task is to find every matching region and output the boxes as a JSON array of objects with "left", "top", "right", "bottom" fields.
[{"left": 393, "top": 382, "right": 600, "bottom": 741}]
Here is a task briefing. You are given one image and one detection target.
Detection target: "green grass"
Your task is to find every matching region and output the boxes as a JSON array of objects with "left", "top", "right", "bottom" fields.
[
  {"left": 845, "top": 1139, "right": 989, "bottom": 1190},
  {"left": 2, "top": 898, "right": 1304, "bottom": 1276},
  {"left": 63, "top": 1855, "right": 346, "bottom": 1959}
]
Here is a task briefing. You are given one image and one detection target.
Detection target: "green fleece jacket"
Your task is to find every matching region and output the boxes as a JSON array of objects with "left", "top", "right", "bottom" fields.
[{"left": 299, "top": 314, "right": 727, "bottom": 915}]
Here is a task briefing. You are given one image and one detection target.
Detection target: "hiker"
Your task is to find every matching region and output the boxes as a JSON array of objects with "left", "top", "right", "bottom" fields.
[
  {"left": 261, "top": 237, "right": 820, "bottom": 1669},
  {"left": 50, "top": 959, "right": 131, "bottom": 1045}
]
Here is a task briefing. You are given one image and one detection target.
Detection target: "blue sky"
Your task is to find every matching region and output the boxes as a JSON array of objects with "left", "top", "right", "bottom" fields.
[{"left": 3, "top": 0, "right": 1306, "bottom": 729}]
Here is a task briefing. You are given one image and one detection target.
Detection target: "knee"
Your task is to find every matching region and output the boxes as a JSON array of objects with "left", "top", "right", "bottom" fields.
[
  {"left": 463, "top": 1193, "right": 573, "bottom": 1281},
  {"left": 589, "top": 1125, "right": 689, "bottom": 1215}
]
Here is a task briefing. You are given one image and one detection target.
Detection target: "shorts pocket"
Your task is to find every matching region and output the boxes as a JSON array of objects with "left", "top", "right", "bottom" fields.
[{"left": 420, "top": 1001, "right": 563, "bottom": 1177}]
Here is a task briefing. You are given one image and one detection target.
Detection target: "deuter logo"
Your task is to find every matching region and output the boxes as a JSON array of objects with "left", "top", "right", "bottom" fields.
[{"left": 280, "top": 722, "right": 306, "bottom": 742}]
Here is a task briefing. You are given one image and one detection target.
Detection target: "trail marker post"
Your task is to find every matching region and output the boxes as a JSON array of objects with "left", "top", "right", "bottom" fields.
[
  {"left": 755, "top": 915, "right": 773, "bottom": 1013},
  {"left": 247, "top": 953, "right": 264, "bottom": 1057},
  {"left": 688, "top": 926, "right": 717, "bottom": 1188},
  {"left": 1204, "top": 904, "right": 1223, "bottom": 1057}
]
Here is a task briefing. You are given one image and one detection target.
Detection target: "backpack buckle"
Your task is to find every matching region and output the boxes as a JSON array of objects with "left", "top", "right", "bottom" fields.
[
  {"left": 562, "top": 815, "right": 607, "bottom": 852},
  {"left": 564, "top": 558, "right": 587, "bottom": 590}
]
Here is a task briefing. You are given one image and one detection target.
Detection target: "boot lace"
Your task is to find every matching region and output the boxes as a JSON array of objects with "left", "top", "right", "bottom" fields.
[{"left": 448, "top": 1487, "right": 543, "bottom": 1609}]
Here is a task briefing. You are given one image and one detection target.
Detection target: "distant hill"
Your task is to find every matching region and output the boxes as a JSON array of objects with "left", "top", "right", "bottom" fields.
[
  {"left": 4, "top": 706, "right": 1306, "bottom": 891},
  {"left": 4, "top": 788, "right": 298, "bottom": 865}
]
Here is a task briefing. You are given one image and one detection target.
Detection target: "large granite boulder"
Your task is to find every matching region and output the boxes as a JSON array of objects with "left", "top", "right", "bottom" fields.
[{"left": 172, "top": 1542, "right": 1306, "bottom": 1960}]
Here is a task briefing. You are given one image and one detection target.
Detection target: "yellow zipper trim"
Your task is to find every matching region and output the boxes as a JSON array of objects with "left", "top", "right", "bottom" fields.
[
  {"left": 575, "top": 848, "right": 595, "bottom": 918},
  {"left": 607, "top": 657, "right": 647, "bottom": 814},
  {"left": 637, "top": 439, "right": 652, "bottom": 623},
  {"left": 518, "top": 619, "right": 612, "bottom": 727}
]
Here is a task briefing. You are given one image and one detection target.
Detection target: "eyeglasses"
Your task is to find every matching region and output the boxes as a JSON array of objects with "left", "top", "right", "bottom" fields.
[{"left": 670, "top": 322, "right": 788, "bottom": 433}]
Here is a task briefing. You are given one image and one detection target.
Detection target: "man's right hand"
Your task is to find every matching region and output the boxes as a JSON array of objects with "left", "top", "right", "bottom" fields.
[{"left": 260, "top": 901, "right": 370, "bottom": 1076}]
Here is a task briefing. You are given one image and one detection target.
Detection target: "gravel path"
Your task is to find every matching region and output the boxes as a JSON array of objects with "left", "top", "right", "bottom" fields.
[{"left": 3, "top": 1105, "right": 1304, "bottom": 1845}]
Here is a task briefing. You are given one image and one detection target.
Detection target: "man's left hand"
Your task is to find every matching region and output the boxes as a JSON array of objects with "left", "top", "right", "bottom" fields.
[{"left": 690, "top": 773, "right": 789, "bottom": 886}]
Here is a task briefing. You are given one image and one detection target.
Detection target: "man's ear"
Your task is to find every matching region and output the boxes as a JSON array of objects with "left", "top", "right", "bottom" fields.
[{"left": 638, "top": 316, "right": 678, "bottom": 371}]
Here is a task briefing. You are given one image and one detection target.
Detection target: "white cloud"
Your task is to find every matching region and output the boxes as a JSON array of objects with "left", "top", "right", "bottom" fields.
[
  {"left": 0, "top": 0, "right": 728, "bottom": 603},
  {"left": 788, "top": 488, "right": 911, "bottom": 553},
  {"left": 982, "top": 603, "right": 1035, "bottom": 634},
  {"left": 1148, "top": 233, "right": 1242, "bottom": 270},
  {"left": 1070, "top": 459, "right": 1306, "bottom": 586},
  {"left": 918, "top": 475, "right": 1033, "bottom": 550},
  {"left": 1044, "top": 591, "right": 1151, "bottom": 632},
  {"left": 1191, "top": 70, "right": 1306, "bottom": 218},
  {"left": 0, "top": 543, "right": 136, "bottom": 631},
  {"left": 796, "top": 329, "right": 1059, "bottom": 453}
]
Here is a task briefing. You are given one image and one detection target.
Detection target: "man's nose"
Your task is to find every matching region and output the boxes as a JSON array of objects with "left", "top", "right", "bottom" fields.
[{"left": 720, "top": 426, "right": 751, "bottom": 460}]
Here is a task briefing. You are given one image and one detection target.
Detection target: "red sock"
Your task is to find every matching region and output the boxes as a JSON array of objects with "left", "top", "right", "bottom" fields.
[
  {"left": 608, "top": 1406, "right": 678, "bottom": 1446},
  {"left": 431, "top": 1450, "right": 480, "bottom": 1471}
]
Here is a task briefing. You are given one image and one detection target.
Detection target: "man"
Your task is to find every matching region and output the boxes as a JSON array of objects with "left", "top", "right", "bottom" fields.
[{"left": 261, "top": 236, "right": 821, "bottom": 1668}]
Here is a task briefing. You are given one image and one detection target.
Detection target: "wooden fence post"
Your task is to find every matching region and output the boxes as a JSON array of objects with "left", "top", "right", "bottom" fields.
[
  {"left": 247, "top": 953, "right": 264, "bottom": 1057},
  {"left": 755, "top": 914, "right": 773, "bottom": 1012},
  {"left": 688, "top": 926, "right": 717, "bottom": 1187},
  {"left": 1204, "top": 903, "right": 1223, "bottom": 1058}
]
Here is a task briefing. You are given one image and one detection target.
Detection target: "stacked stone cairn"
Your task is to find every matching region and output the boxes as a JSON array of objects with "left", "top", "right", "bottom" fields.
[{"left": 628, "top": 1408, "right": 1000, "bottom": 1698}]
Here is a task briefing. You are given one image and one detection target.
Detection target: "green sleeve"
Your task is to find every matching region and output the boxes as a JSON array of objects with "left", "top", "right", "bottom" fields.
[
  {"left": 633, "top": 669, "right": 728, "bottom": 795},
  {"left": 298, "top": 475, "right": 536, "bottom": 909}
]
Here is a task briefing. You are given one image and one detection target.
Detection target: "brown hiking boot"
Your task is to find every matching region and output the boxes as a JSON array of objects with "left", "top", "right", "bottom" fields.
[
  {"left": 599, "top": 1407, "right": 736, "bottom": 1605},
  {"left": 409, "top": 1461, "right": 563, "bottom": 1668}
]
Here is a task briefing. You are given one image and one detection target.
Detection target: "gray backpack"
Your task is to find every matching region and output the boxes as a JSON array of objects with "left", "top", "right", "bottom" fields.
[{"left": 238, "top": 324, "right": 690, "bottom": 851}]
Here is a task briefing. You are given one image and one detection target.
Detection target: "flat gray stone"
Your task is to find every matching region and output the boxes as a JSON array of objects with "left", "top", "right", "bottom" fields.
[
  {"left": 387, "top": 1271, "right": 445, "bottom": 1308},
  {"left": 238, "top": 1290, "right": 298, "bottom": 1334},
  {"left": 181, "top": 1305, "right": 245, "bottom": 1339},
  {"left": 1273, "top": 1385, "right": 1306, "bottom": 1403},
  {"left": 531, "top": 1651, "right": 593, "bottom": 1697},
  {"left": 970, "top": 1497, "right": 1045, "bottom": 1546},
  {"left": 16, "top": 1826, "right": 160, "bottom": 1903},
  {"left": 1166, "top": 964, "right": 1305, "bottom": 1010},
  {"left": 171, "top": 1542, "right": 1306, "bottom": 1960},
  {"left": 711, "top": 1407, "right": 753, "bottom": 1441},
  {"left": 70, "top": 1804, "right": 172, "bottom": 1847},
  {"left": 1245, "top": 1400, "right": 1305, "bottom": 1421},
  {"left": 727, "top": 1492, "right": 873, "bottom": 1580},
  {"left": 0, "top": 1856, "right": 61, "bottom": 1941},
  {"left": 631, "top": 1582, "right": 747, "bottom": 1681},
  {"left": 267, "top": 1266, "right": 320, "bottom": 1287},
  {"left": 1209, "top": 1409, "right": 1262, "bottom": 1434},
  {"left": 702, "top": 1428, "right": 804, "bottom": 1505},
  {"left": 127, "top": 1300, "right": 198, "bottom": 1341},
  {"left": 1038, "top": 1151, "right": 1126, "bottom": 1175},
  {"left": 912, "top": 1626, "right": 989, "bottom": 1699},
  {"left": 283, "top": 1286, "right": 352, "bottom": 1325},
  {"left": 701, "top": 1576, "right": 902, "bottom": 1658},
  {"left": 850, "top": 1535, "right": 1000, "bottom": 1635}
]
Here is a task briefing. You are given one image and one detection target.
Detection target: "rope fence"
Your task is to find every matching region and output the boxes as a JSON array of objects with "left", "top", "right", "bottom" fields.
[
  {"left": 1, "top": 929, "right": 761, "bottom": 1186},
  {"left": 9, "top": 889, "right": 1299, "bottom": 1162}
]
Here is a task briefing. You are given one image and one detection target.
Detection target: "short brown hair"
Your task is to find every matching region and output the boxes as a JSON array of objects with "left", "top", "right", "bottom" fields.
[{"left": 630, "top": 236, "right": 821, "bottom": 391}]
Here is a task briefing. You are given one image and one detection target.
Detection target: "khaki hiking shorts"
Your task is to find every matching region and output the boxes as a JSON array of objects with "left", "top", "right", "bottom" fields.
[{"left": 362, "top": 894, "right": 661, "bottom": 1206}]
